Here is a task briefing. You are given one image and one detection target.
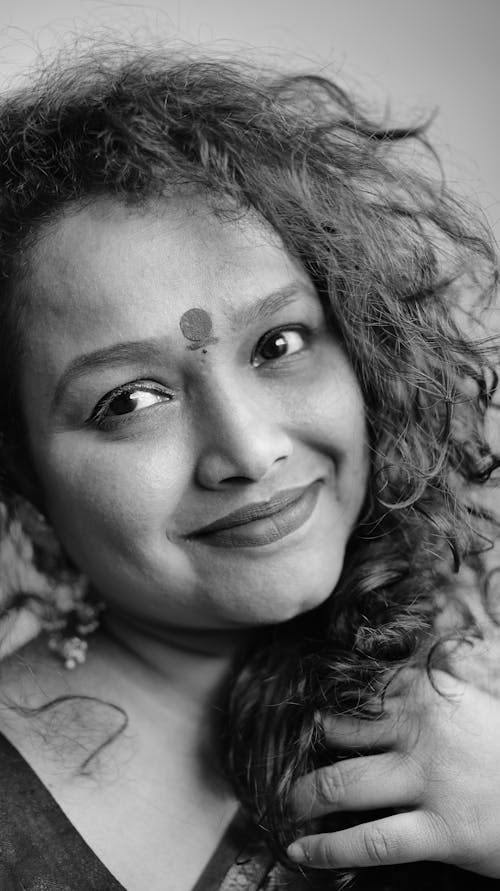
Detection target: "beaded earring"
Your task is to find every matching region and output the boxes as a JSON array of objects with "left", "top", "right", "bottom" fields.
[
  {"left": 1, "top": 497, "right": 104, "bottom": 669},
  {"left": 44, "top": 596, "right": 105, "bottom": 670}
]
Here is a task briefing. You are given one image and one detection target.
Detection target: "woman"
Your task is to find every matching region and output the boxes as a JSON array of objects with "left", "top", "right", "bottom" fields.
[{"left": 0, "top": 48, "right": 498, "bottom": 890}]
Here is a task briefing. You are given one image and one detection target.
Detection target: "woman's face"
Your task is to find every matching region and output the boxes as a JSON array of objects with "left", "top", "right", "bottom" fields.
[{"left": 19, "top": 198, "right": 368, "bottom": 630}]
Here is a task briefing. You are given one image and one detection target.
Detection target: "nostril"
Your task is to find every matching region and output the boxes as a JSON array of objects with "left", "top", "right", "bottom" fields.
[
  {"left": 193, "top": 388, "right": 293, "bottom": 489},
  {"left": 195, "top": 441, "right": 291, "bottom": 490}
]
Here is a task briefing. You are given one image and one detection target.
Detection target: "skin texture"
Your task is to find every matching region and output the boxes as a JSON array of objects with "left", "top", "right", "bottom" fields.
[
  {"left": 287, "top": 667, "right": 500, "bottom": 878},
  {"left": 18, "top": 196, "right": 369, "bottom": 635}
]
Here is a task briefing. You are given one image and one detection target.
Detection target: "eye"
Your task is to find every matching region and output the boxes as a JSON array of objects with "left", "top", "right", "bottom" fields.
[
  {"left": 88, "top": 383, "right": 171, "bottom": 430},
  {"left": 252, "top": 326, "right": 310, "bottom": 368}
]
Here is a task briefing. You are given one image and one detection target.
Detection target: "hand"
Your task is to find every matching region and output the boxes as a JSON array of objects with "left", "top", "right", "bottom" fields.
[{"left": 287, "top": 669, "right": 500, "bottom": 877}]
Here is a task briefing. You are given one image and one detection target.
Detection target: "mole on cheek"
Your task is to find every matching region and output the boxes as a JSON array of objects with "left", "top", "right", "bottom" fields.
[{"left": 179, "top": 308, "right": 218, "bottom": 350}]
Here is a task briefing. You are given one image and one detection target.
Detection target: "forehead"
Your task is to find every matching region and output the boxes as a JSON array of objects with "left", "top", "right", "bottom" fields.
[
  {"left": 24, "top": 197, "right": 302, "bottom": 340},
  {"left": 17, "top": 197, "right": 316, "bottom": 422}
]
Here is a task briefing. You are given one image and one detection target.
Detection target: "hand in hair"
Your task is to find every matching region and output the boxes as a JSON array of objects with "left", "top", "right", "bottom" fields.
[{"left": 287, "top": 668, "right": 500, "bottom": 877}]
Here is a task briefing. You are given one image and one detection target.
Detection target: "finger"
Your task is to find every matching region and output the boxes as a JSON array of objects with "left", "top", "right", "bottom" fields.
[
  {"left": 289, "top": 752, "right": 422, "bottom": 820},
  {"left": 321, "top": 713, "right": 398, "bottom": 751},
  {"left": 287, "top": 811, "right": 449, "bottom": 869}
]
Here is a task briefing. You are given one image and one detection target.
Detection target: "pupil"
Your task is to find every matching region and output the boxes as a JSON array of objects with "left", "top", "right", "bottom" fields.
[
  {"left": 262, "top": 334, "right": 287, "bottom": 359},
  {"left": 110, "top": 393, "right": 136, "bottom": 415}
]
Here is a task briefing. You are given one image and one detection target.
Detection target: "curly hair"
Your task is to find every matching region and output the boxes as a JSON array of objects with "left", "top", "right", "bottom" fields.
[{"left": 0, "top": 48, "right": 498, "bottom": 889}]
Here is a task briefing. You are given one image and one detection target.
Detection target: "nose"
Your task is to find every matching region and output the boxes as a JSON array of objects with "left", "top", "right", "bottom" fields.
[{"left": 193, "top": 379, "right": 293, "bottom": 489}]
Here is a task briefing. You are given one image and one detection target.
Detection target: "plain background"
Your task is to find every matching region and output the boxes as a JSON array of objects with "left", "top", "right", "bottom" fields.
[{"left": 0, "top": 0, "right": 498, "bottom": 242}]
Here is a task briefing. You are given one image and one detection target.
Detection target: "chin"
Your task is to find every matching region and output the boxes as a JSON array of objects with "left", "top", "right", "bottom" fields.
[{"left": 220, "top": 582, "right": 335, "bottom": 629}]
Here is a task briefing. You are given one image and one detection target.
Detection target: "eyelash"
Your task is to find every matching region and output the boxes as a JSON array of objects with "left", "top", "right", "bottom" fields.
[
  {"left": 251, "top": 324, "right": 314, "bottom": 367},
  {"left": 87, "top": 323, "right": 315, "bottom": 431},
  {"left": 87, "top": 382, "right": 172, "bottom": 431}
]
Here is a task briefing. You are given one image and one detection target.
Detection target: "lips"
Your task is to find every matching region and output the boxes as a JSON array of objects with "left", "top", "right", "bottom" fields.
[{"left": 182, "top": 481, "right": 322, "bottom": 548}]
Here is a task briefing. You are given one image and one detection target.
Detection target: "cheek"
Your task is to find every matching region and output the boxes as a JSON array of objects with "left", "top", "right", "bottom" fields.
[
  {"left": 301, "top": 362, "right": 366, "bottom": 448},
  {"left": 310, "top": 367, "right": 368, "bottom": 510},
  {"left": 36, "top": 436, "right": 188, "bottom": 557}
]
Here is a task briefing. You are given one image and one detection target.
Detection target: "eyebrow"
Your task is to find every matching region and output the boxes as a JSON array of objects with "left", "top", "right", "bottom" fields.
[
  {"left": 51, "top": 338, "right": 168, "bottom": 412},
  {"left": 223, "top": 280, "right": 317, "bottom": 328},
  {"left": 51, "top": 280, "right": 316, "bottom": 412}
]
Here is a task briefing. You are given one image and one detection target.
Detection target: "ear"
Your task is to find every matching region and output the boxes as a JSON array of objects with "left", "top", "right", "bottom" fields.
[{"left": 1, "top": 438, "right": 45, "bottom": 515}]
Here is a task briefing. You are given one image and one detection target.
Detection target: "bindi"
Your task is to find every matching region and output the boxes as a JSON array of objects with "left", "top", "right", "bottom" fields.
[{"left": 179, "top": 308, "right": 218, "bottom": 351}]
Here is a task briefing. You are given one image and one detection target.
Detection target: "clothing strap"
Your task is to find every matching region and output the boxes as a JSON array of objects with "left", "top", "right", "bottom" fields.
[{"left": 191, "top": 808, "right": 274, "bottom": 891}]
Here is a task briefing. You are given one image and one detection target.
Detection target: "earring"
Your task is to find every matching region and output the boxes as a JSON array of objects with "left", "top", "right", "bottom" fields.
[
  {"left": 5, "top": 497, "right": 105, "bottom": 669},
  {"left": 44, "top": 595, "right": 105, "bottom": 670}
]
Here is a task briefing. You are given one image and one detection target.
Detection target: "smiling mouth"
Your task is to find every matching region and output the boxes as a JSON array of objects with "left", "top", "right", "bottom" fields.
[{"left": 183, "top": 481, "right": 323, "bottom": 548}]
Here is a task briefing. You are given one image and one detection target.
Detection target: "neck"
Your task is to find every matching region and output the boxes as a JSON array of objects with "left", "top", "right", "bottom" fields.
[{"left": 101, "top": 609, "right": 251, "bottom": 712}]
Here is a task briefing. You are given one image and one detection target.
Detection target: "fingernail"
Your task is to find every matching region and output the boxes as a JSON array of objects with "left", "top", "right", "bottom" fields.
[{"left": 287, "top": 842, "right": 306, "bottom": 863}]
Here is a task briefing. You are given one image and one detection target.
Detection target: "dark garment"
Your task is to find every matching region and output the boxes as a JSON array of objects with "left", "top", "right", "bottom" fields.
[
  {"left": 343, "top": 860, "right": 500, "bottom": 891},
  {"left": 0, "top": 731, "right": 306, "bottom": 890},
  {"left": 0, "top": 731, "right": 498, "bottom": 891}
]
